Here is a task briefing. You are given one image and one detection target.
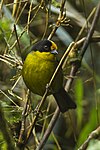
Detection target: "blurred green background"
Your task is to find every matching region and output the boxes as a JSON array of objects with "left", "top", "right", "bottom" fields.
[{"left": 0, "top": 0, "right": 100, "bottom": 150}]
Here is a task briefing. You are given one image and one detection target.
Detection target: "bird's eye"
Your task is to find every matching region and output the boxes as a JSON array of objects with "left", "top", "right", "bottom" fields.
[{"left": 44, "top": 45, "right": 48, "bottom": 50}]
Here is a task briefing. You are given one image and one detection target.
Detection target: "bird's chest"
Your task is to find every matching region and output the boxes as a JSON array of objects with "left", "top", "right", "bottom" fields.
[
  {"left": 22, "top": 53, "right": 58, "bottom": 96},
  {"left": 31, "top": 58, "right": 56, "bottom": 86}
]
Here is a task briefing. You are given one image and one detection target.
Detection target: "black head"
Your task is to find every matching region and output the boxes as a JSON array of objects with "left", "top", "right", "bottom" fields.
[{"left": 31, "top": 40, "right": 57, "bottom": 53}]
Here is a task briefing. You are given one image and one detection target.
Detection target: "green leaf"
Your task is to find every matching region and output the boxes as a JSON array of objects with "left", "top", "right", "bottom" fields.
[
  {"left": 76, "top": 108, "right": 97, "bottom": 148},
  {"left": 74, "top": 78, "right": 83, "bottom": 128}
]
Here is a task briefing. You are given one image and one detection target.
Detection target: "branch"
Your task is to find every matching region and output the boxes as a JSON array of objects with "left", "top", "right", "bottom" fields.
[
  {"left": 22, "top": 0, "right": 68, "bottom": 146},
  {"left": 36, "top": 2, "right": 100, "bottom": 149},
  {"left": 48, "top": 0, "right": 67, "bottom": 40},
  {"left": 78, "top": 126, "right": 100, "bottom": 150},
  {"left": 14, "top": 24, "right": 22, "bottom": 61},
  {"left": 36, "top": 64, "right": 78, "bottom": 150},
  {"left": 81, "top": 2, "right": 100, "bottom": 58},
  {"left": 36, "top": 107, "right": 60, "bottom": 150},
  {"left": 24, "top": 42, "right": 74, "bottom": 146},
  {"left": 18, "top": 90, "right": 30, "bottom": 148}
]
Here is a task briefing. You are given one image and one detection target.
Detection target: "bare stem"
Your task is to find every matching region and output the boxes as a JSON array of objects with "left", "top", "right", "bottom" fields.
[
  {"left": 81, "top": 2, "right": 100, "bottom": 58},
  {"left": 78, "top": 126, "right": 100, "bottom": 150},
  {"left": 36, "top": 2, "right": 100, "bottom": 149}
]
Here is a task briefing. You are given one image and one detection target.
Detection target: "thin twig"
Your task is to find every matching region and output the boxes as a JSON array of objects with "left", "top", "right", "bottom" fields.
[
  {"left": 0, "top": 89, "right": 20, "bottom": 108},
  {"left": 42, "top": 8, "right": 49, "bottom": 39},
  {"left": 14, "top": 24, "right": 21, "bottom": 57},
  {"left": 48, "top": 0, "right": 66, "bottom": 40},
  {"left": 81, "top": 2, "right": 100, "bottom": 58},
  {"left": 36, "top": 64, "right": 78, "bottom": 150},
  {"left": 75, "top": 5, "right": 96, "bottom": 42},
  {"left": 36, "top": 2, "right": 100, "bottom": 149},
  {"left": 36, "top": 107, "right": 60, "bottom": 150},
  {"left": 78, "top": 126, "right": 100, "bottom": 150},
  {"left": 15, "top": 1, "right": 28, "bottom": 24},
  {"left": 27, "top": 0, "right": 33, "bottom": 34},
  {"left": 18, "top": 90, "right": 30, "bottom": 147},
  {"left": 22, "top": 0, "right": 68, "bottom": 146},
  {"left": 24, "top": 42, "right": 74, "bottom": 146},
  {"left": 14, "top": 0, "right": 22, "bottom": 20},
  {"left": 0, "top": 0, "right": 4, "bottom": 10},
  {"left": 9, "top": 0, "right": 43, "bottom": 51}
]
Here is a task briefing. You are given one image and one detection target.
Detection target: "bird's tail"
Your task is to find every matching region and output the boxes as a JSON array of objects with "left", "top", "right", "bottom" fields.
[{"left": 53, "top": 88, "right": 76, "bottom": 113}]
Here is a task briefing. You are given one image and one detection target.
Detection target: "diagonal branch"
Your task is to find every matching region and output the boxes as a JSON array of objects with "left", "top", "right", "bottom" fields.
[
  {"left": 24, "top": 42, "right": 74, "bottom": 146},
  {"left": 78, "top": 126, "right": 100, "bottom": 150},
  {"left": 81, "top": 2, "right": 100, "bottom": 58},
  {"left": 48, "top": 0, "right": 67, "bottom": 40},
  {"left": 22, "top": 0, "right": 68, "bottom": 147},
  {"left": 36, "top": 2, "right": 100, "bottom": 150}
]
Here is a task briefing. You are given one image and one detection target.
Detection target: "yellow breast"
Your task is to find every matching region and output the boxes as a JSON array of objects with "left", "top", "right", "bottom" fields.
[{"left": 22, "top": 51, "right": 63, "bottom": 96}]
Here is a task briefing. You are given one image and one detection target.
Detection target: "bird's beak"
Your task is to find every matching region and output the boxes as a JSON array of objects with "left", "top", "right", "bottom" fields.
[
  {"left": 50, "top": 40, "right": 58, "bottom": 55},
  {"left": 51, "top": 49, "right": 58, "bottom": 54}
]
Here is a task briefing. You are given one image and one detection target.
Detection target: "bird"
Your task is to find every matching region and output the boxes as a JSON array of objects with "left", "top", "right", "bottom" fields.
[{"left": 22, "top": 40, "right": 76, "bottom": 113}]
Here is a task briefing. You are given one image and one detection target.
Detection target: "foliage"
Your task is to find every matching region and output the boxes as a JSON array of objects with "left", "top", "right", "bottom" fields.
[{"left": 0, "top": 0, "right": 100, "bottom": 150}]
